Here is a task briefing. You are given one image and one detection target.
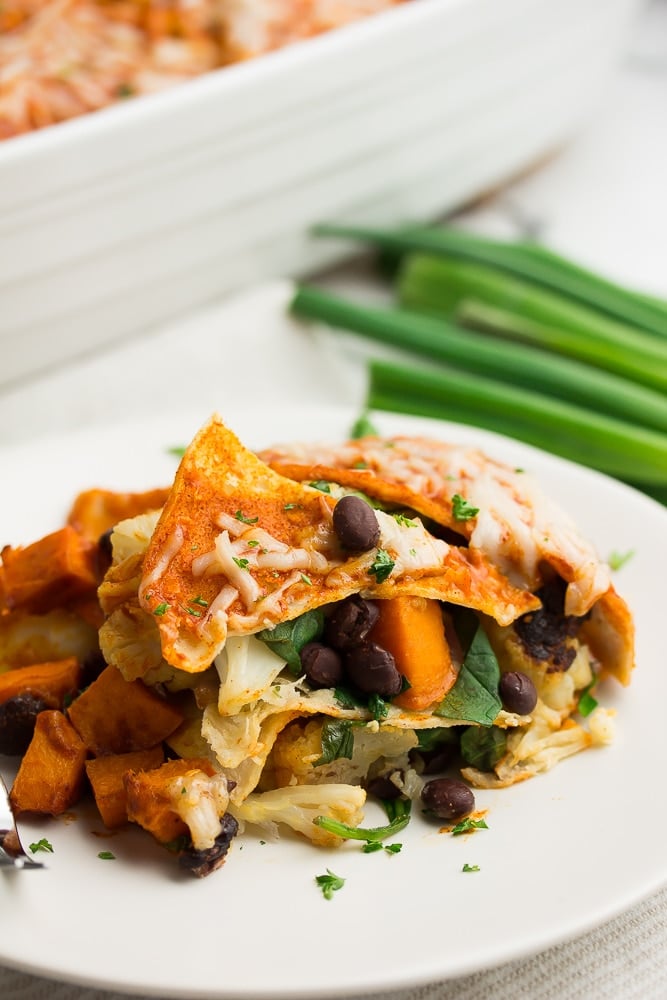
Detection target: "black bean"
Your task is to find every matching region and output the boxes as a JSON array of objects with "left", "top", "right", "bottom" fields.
[
  {"left": 300, "top": 642, "right": 343, "bottom": 688},
  {"left": 498, "top": 671, "right": 538, "bottom": 714},
  {"left": 178, "top": 813, "right": 239, "bottom": 878},
  {"left": 332, "top": 495, "right": 380, "bottom": 552},
  {"left": 0, "top": 694, "right": 49, "bottom": 756},
  {"left": 421, "top": 778, "right": 475, "bottom": 820},
  {"left": 409, "top": 743, "right": 457, "bottom": 775},
  {"left": 345, "top": 642, "right": 402, "bottom": 698},
  {"left": 94, "top": 528, "right": 114, "bottom": 581},
  {"left": 365, "top": 773, "right": 402, "bottom": 800},
  {"left": 324, "top": 596, "right": 379, "bottom": 651}
]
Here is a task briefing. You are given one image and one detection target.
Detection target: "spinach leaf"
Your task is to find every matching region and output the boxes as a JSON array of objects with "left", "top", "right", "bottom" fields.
[
  {"left": 434, "top": 610, "right": 501, "bottom": 725},
  {"left": 256, "top": 608, "right": 324, "bottom": 674},
  {"left": 460, "top": 725, "right": 507, "bottom": 771},
  {"left": 314, "top": 720, "right": 355, "bottom": 766},
  {"left": 416, "top": 728, "right": 459, "bottom": 752}
]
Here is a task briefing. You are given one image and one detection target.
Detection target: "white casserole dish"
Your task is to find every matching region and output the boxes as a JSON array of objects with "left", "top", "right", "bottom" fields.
[{"left": 0, "top": 0, "right": 642, "bottom": 388}]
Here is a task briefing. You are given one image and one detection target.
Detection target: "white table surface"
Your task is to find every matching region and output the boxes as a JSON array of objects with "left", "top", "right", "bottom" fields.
[{"left": 1, "top": 2, "right": 666, "bottom": 998}]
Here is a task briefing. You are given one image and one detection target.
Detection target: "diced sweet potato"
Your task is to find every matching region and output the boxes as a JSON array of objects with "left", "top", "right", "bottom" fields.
[
  {"left": 67, "top": 665, "right": 184, "bottom": 755},
  {"left": 369, "top": 596, "right": 458, "bottom": 710},
  {"left": 67, "top": 487, "right": 170, "bottom": 541},
  {"left": 124, "top": 757, "right": 216, "bottom": 844},
  {"left": 1, "top": 526, "right": 97, "bottom": 614},
  {"left": 0, "top": 607, "right": 99, "bottom": 673},
  {"left": 0, "top": 657, "right": 81, "bottom": 709},
  {"left": 86, "top": 747, "right": 165, "bottom": 828},
  {"left": 10, "top": 710, "right": 87, "bottom": 816}
]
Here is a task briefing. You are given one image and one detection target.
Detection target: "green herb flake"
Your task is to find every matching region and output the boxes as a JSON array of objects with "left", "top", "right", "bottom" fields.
[
  {"left": 235, "top": 509, "right": 259, "bottom": 525},
  {"left": 300, "top": 574, "right": 313, "bottom": 586},
  {"left": 247, "top": 540, "right": 260, "bottom": 548},
  {"left": 284, "top": 503, "right": 300, "bottom": 511},
  {"left": 462, "top": 863, "right": 480, "bottom": 872},
  {"left": 153, "top": 602, "right": 170, "bottom": 617},
  {"left": 315, "top": 868, "right": 345, "bottom": 900},
  {"left": 577, "top": 680, "right": 599, "bottom": 717},
  {"left": 451, "top": 494, "right": 480, "bottom": 521},
  {"left": 259, "top": 840, "right": 266, "bottom": 846},
  {"left": 350, "top": 413, "right": 379, "bottom": 439},
  {"left": 183, "top": 605, "right": 203, "bottom": 617},
  {"left": 368, "top": 693, "right": 389, "bottom": 722},
  {"left": 451, "top": 817, "right": 489, "bottom": 836},
  {"left": 393, "top": 513, "right": 416, "bottom": 527},
  {"left": 309, "top": 480, "right": 331, "bottom": 493},
  {"left": 190, "top": 595, "right": 209, "bottom": 608},
  {"left": 98, "top": 851, "right": 116, "bottom": 860},
  {"left": 352, "top": 461, "right": 369, "bottom": 470},
  {"left": 409, "top": 548, "right": 417, "bottom": 557},
  {"left": 362, "top": 841, "right": 384, "bottom": 854},
  {"left": 166, "top": 445, "right": 186, "bottom": 458},
  {"left": 232, "top": 557, "right": 250, "bottom": 570},
  {"left": 369, "top": 549, "right": 395, "bottom": 583},
  {"left": 608, "top": 549, "right": 635, "bottom": 571},
  {"left": 315, "top": 799, "right": 412, "bottom": 844},
  {"left": 117, "top": 82, "right": 135, "bottom": 98},
  {"left": 29, "top": 838, "right": 54, "bottom": 854}
]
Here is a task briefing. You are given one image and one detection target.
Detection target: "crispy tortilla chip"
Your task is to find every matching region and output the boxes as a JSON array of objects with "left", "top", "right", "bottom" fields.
[
  {"left": 138, "top": 416, "right": 539, "bottom": 673},
  {"left": 68, "top": 487, "right": 170, "bottom": 541}
]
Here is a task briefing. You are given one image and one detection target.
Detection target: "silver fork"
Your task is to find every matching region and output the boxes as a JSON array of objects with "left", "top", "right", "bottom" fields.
[{"left": 0, "top": 773, "right": 44, "bottom": 869}]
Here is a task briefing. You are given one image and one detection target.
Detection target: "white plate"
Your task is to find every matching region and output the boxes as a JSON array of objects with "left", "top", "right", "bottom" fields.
[{"left": 0, "top": 404, "right": 665, "bottom": 998}]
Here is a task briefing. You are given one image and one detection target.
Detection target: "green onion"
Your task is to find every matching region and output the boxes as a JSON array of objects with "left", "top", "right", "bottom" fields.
[
  {"left": 314, "top": 222, "right": 667, "bottom": 338},
  {"left": 291, "top": 286, "right": 667, "bottom": 434},
  {"left": 398, "top": 256, "right": 667, "bottom": 394},
  {"left": 368, "top": 358, "right": 667, "bottom": 486}
]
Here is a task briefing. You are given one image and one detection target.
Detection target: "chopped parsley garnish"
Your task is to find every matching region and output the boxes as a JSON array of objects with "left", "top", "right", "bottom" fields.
[
  {"left": 368, "top": 693, "right": 389, "bottom": 721},
  {"left": 451, "top": 494, "right": 480, "bottom": 521},
  {"left": 315, "top": 869, "right": 345, "bottom": 900},
  {"left": 232, "top": 557, "right": 250, "bottom": 570},
  {"left": 183, "top": 605, "right": 203, "bottom": 617},
  {"left": 608, "top": 549, "right": 635, "bottom": 571},
  {"left": 369, "top": 549, "right": 395, "bottom": 583},
  {"left": 235, "top": 510, "right": 259, "bottom": 525},
  {"left": 153, "top": 602, "right": 170, "bottom": 617},
  {"left": 393, "top": 512, "right": 416, "bottom": 527},
  {"left": 284, "top": 503, "right": 299, "bottom": 511},
  {"left": 166, "top": 445, "right": 186, "bottom": 458},
  {"left": 409, "top": 548, "right": 417, "bottom": 557},
  {"left": 300, "top": 574, "right": 313, "bottom": 586},
  {"left": 29, "top": 838, "right": 54, "bottom": 854},
  {"left": 462, "top": 863, "right": 480, "bottom": 872},
  {"left": 577, "top": 680, "right": 599, "bottom": 717},
  {"left": 361, "top": 841, "right": 402, "bottom": 855},
  {"left": 350, "top": 412, "right": 379, "bottom": 439},
  {"left": 451, "top": 817, "right": 488, "bottom": 836},
  {"left": 352, "top": 461, "right": 369, "bottom": 469},
  {"left": 247, "top": 540, "right": 260, "bottom": 548},
  {"left": 309, "top": 480, "right": 331, "bottom": 493},
  {"left": 98, "top": 851, "right": 116, "bottom": 860},
  {"left": 190, "top": 595, "right": 209, "bottom": 607},
  {"left": 117, "top": 82, "right": 135, "bottom": 98}
]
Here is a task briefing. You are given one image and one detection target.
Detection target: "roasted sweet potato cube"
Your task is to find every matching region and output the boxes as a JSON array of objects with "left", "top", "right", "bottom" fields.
[
  {"left": 124, "top": 758, "right": 216, "bottom": 844},
  {"left": 67, "top": 665, "right": 184, "bottom": 755},
  {"left": 0, "top": 657, "right": 81, "bottom": 709},
  {"left": 67, "top": 487, "right": 170, "bottom": 541},
  {"left": 1, "top": 526, "right": 97, "bottom": 614},
  {"left": 86, "top": 746, "right": 165, "bottom": 828},
  {"left": 10, "top": 710, "right": 87, "bottom": 816}
]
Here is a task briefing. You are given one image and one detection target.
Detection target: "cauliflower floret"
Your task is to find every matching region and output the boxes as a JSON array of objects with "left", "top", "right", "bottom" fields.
[
  {"left": 99, "top": 601, "right": 164, "bottom": 682},
  {"left": 110, "top": 511, "right": 161, "bottom": 564},
  {"left": 588, "top": 706, "right": 616, "bottom": 746},
  {"left": 231, "top": 783, "right": 366, "bottom": 846},
  {"left": 168, "top": 770, "right": 231, "bottom": 851},
  {"left": 262, "top": 718, "right": 417, "bottom": 789},
  {"left": 215, "top": 636, "right": 287, "bottom": 716}
]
